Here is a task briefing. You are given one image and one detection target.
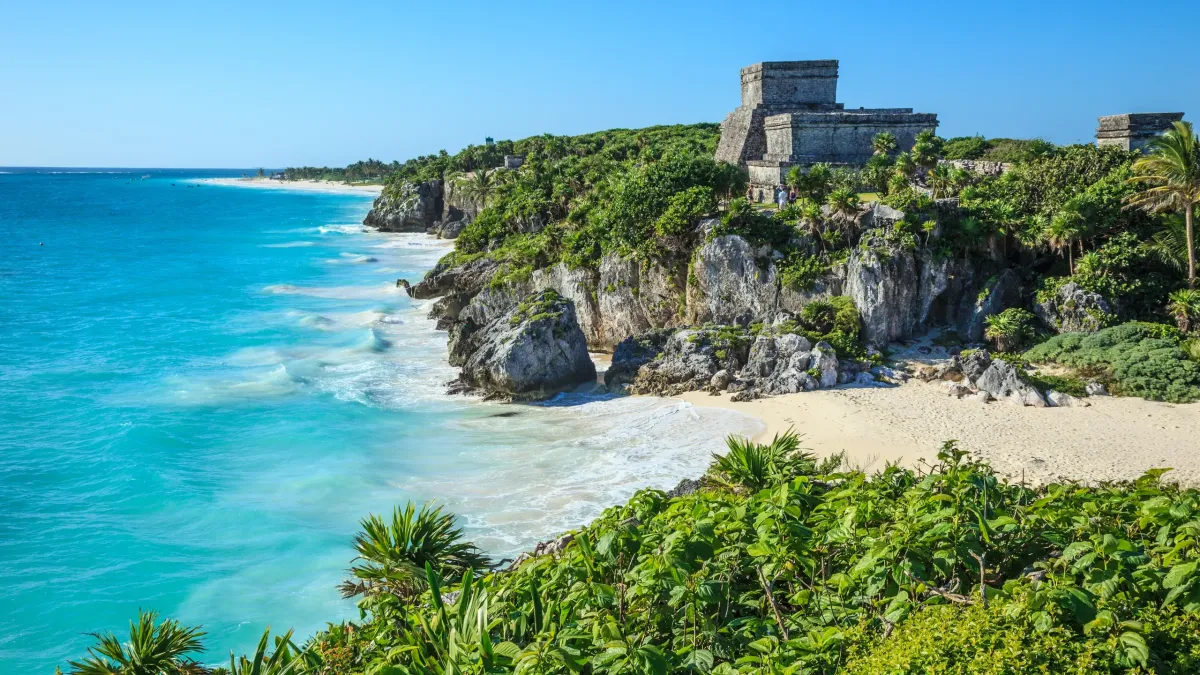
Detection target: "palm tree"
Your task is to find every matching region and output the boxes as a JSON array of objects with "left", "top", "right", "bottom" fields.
[
  {"left": 871, "top": 132, "right": 898, "bottom": 156},
  {"left": 1167, "top": 289, "right": 1200, "bottom": 334},
  {"left": 1127, "top": 120, "right": 1200, "bottom": 287},
  {"left": 1045, "top": 211, "right": 1083, "bottom": 274},
  {"left": 68, "top": 610, "right": 206, "bottom": 675},
  {"left": 1144, "top": 213, "right": 1191, "bottom": 272},
  {"left": 826, "top": 188, "right": 861, "bottom": 247},
  {"left": 449, "top": 167, "right": 501, "bottom": 211},
  {"left": 911, "top": 130, "right": 944, "bottom": 172},
  {"left": 927, "top": 164, "right": 955, "bottom": 199},
  {"left": 892, "top": 151, "right": 917, "bottom": 180},
  {"left": 340, "top": 501, "right": 491, "bottom": 601}
]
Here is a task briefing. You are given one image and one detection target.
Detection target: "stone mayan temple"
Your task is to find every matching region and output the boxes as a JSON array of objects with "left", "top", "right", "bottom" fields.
[
  {"left": 1096, "top": 113, "right": 1185, "bottom": 152},
  {"left": 715, "top": 60, "right": 938, "bottom": 190}
]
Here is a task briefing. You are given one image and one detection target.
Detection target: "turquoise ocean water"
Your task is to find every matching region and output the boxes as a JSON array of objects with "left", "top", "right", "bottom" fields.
[{"left": 0, "top": 169, "right": 760, "bottom": 672}]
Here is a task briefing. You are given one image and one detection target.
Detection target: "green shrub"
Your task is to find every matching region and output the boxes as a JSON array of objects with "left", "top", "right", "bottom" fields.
[
  {"left": 777, "top": 252, "right": 828, "bottom": 291},
  {"left": 1025, "top": 321, "right": 1200, "bottom": 402},
  {"left": 984, "top": 308, "right": 1037, "bottom": 352},
  {"left": 1024, "top": 372, "right": 1089, "bottom": 397},
  {"left": 846, "top": 602, "right": 1200, "bottom": 675},
  {"left": 942, "top": 135, "right": 990, "bottom": 160},
  {"left": 652, "top": 185, "right": 716, "bottom": 238}
]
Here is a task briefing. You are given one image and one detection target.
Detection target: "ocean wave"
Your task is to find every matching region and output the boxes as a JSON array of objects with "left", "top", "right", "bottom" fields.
[
  {"left": 263, "top": 241, "right": 316, "bottom": 248},
  {"left": 318, "top": 225, "right": 364, "bottom": 235},
  {"left": 324, "top": 253, "right": 378, "bottom": 265},
  {"left": 262, "top": 283, "right": 400, "bottom": 300}
]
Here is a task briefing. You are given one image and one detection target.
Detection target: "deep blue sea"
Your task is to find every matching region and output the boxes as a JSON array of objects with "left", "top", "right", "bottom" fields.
[{"left": 0, "top": 169, "right": 760, "bottom": 672}]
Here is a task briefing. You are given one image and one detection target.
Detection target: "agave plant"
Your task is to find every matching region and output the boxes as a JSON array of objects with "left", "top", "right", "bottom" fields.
[
  {"left": 224, "top": 628, "right": 323, "bottom": 675},
  {"left": 340, "top": 502, "right": 492, "bottom": 601},
  {"left": 68, "top": 610, "right": 206, "bottom": 675},
  {"left": 984, "top": 308, "right": 1036, "bottom": 353},
  {"left": 711, "top": 430, "right": 811, "bottom": 491},
  {"left": 1167, "top": 289, "right": 1200, "bottom": 334}
]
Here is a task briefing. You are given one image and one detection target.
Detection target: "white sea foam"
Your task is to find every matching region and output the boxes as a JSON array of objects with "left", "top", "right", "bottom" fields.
[
  {"left": 324, "top": 253, "right": 378, "bottom": 265},
  {"left": 263, "top": 283, "right": 400, "bottom": 300},
  {"left": 263, "top": 241, "right": 316, "bottom": 248},
  {"left": 317, "top": 225, "right": 364, "bottom": 235}
]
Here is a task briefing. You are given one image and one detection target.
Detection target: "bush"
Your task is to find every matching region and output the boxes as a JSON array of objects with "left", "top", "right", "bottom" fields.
[
  {"left": 777, "top": 253, "right": 828, "bottom": 292},
  {"left": 653, "top": 186, "right": 716, "bottom": 238},
  {"left": 1025, "top": 322, "right": 1200, "bottom": 402},
  {"left": 942, "top": 135, "right": 990, "bottom": 160},
  {"left": 846, "top": 602, "right": 1200, "bottom": 675},
  {"left": 984, "top": 308, "right": 1037, "bottom": 352}
]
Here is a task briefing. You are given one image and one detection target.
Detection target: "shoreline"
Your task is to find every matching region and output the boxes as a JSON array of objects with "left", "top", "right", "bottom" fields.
[
  {"left": 198, "top": 177, "right": 383, "bottom": 196},
  {"left": 677, "top": 381, "right": 1200, "bottom": 487}
]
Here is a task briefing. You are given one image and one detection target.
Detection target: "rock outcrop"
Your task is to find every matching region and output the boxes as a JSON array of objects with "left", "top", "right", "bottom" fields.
[
  {"left": 687, "top": 235, "right": 780, "bottom": 326},
  {"left": 627, "top": 328, "right": 748, "bottom": 396},
  {"left": 846, "top": 239, "right": 920, "bottom": 345},
  {"left": 925, "top": 349, "right": 1046, "bottom": 407},
  {"left": 364, "top": 181, "right": 443, "bottom": 232},
  {"left": 959, "top": 269, "right": 1021, "bottom": 342},
  {"left": 455, "top": 290, "right": 596, "bottom": 400},
  {"left": 604, "top": 329, "right": 674, "bottom": 392},
  {"left": 1034, "top": 281, "right": 1115, "bottom": 333}
]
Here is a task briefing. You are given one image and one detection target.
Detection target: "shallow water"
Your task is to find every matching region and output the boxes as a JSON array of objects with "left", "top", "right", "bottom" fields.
[{"left": 0, "top": 169, "right": 761, "bottom": 672}]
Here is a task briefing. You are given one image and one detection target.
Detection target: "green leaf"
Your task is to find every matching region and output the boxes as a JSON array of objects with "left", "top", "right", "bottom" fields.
[{"left": 1163, "top": 561, "right": 1197, "bottom": 589}]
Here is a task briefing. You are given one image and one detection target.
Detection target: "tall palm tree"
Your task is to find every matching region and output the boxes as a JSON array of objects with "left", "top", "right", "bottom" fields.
[
  {"left": 449, "top": 167, "right": 501, "bottom": 211},
  {"left": 1045, "top": 212, "right": 1083, "bottom": 274},
  {"left": 68, "top": 611, "right": 206, "bottom": 675},
  {"left": 340, "top": 501, "right": 491, "bottom": 601},
  {"left": 927, "top": 164, "right": 955, "bottom": 199},
  {"left": 1127, "top": 120, "right": 1200, "bottom": 287},
  {"left": 826, "top": 188, "right": 861, "bottom": 247}
]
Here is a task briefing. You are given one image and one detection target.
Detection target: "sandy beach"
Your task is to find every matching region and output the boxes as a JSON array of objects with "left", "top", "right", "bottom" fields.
[
  {"left": 681, "top": 381, "right": 1200, "bottom": 487},
  {"left": 199, "top": 177, "right": 383, "bottom": 196}
]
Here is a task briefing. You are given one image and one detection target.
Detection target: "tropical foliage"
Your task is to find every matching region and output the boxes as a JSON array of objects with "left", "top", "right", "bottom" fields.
[
  {"left": 1127, "top": 121, "right": 1200, "bottom": 288},
  {"left": 69, "top": 435, "right": 1200, "bottom": 674},
  {"left": 1025, "top": 322, "right": 1200, "bottom": 402}
]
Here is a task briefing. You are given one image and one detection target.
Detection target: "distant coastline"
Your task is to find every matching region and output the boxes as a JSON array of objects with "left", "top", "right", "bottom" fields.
[{"left": 199, "top": 176, "right": 383, "bottom": 196}]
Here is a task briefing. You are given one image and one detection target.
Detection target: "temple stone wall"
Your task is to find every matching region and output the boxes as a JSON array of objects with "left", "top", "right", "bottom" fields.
[
  {"left": 716, "top": 59, "right": 938, "bottom": 190},
  {"left": 1096, "top": 113, "right": 1184, "bottom": 152}
]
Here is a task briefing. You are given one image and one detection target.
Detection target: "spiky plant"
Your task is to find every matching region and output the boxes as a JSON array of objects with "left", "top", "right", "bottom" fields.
[
  {"left": 1127, "top": 120, "right": 1200, "bottom": 288},
  {"left": 871, "top": 132, "right": 898, "bottom": 156},
  {"left": 67, "top": 610, "right": 206, "bottom": 675},
  {"left": 227, "top": 628, "right": 319, "bottom": 675},
  {"left": 340, "top": 502, "right": 491, "bottom": 601},
  {"left": 711, "top": 430, "right": 812, "bottom": 491},
  {"left": 984, "top": 308, "right": 1037, "bottom": 353},
  {"left": 1167, "top": 289, "right": 1200, "bottom": 334}
]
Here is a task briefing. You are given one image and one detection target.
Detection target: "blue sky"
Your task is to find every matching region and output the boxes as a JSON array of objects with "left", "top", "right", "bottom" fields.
[{"left": 2, "top": 0, "right": 1197, "bottom": 168}]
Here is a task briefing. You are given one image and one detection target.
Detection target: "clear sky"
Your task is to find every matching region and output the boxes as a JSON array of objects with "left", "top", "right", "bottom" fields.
[{"left": 2, "top": 0, "right": 1197, "bottom": 168}]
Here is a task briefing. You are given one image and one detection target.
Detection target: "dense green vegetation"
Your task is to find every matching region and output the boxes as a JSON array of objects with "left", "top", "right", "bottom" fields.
[
  {"left": 1024, "top": 322, "right": 1200, "bottom": 402},
  {"left": 282, "top": 160, "right": 400, "bottom": 183},
  {"left": 66, "top": 437, "right": 1200, "bottom": 674}
]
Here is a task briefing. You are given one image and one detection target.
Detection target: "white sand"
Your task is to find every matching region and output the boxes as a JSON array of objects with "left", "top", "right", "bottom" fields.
[
  {"left": 679, "top": 381, "right": 1200, "bottom": 486},
  {"left": 198, "top": 177, "right": 383, "bottom": 196}
]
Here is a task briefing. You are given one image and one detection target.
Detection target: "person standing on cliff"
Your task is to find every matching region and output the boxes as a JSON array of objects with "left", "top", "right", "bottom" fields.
[{"left": 777, "top": 185, "right": 788, "bottom": 209}]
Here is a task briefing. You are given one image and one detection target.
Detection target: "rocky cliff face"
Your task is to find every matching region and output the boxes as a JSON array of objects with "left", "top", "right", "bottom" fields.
[
  {"left": 363, "top": 179, "right": 477, "bottom": 239},
  {"left": 363, "top": 181, "right": 444, "bottom": 233},
  {"left": 454, "top": 290, "right": 596, "bottom": 400}
]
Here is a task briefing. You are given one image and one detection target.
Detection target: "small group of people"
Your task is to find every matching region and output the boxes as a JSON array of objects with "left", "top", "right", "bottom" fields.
[{"left": 745, "top": 184, "right": 798, "bottom": 209}]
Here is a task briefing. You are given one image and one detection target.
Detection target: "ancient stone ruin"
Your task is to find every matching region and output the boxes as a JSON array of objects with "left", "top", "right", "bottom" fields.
[
  {"left": 715, "top": 60, "right": 937, "bottom": 190},
  {"left": 1096, "top": 113, "right": 1185, "bottom": 152}
]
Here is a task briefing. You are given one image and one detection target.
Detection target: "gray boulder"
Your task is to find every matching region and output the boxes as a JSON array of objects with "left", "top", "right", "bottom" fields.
[
  {"left": 959, "top": 349, "right": 993, "bottom": 382},
  {"left": 736, "top": 333, "right": 816, "bottom": 396},
  {"left": 1046, "top": 390, "right": 1089, "bottom": 408},
  {"left": 1085, "top": 380, "right": 1109, "bottom": 397},
  {"left": 974, "top": 359, "right": 1046, "bottom": 407},
  {"left": 846, "top": 239, "right": 920, "bottom": 345},
  {"left": 605, "top": 329, "right": 673, "bottom": 392},
  {"left": 458, "top": 290, "right": 596, "bottom": 400},
  {"left": 363, "top": 181, "right": 443, "bottom": 232},
  {"left": 1034, "top": 281, "right": 1115, "bottom": 334},
  {"left": 628, "top": 327, "right": 749, "bottom": 396},
  {"left": 959, "top": 269, "right": 1021, "bottom": 342},
  {"left": 810, "top": 341, "right": 840, "bottom": 388}
]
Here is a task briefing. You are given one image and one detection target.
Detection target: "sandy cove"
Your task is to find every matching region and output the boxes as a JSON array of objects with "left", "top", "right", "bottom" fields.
[
  {"left": 679, "top": 381, "right": 1200, "bottom": 487},
  {"left": 199, "top": 177, "right": 383, "bottom": 196}
]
